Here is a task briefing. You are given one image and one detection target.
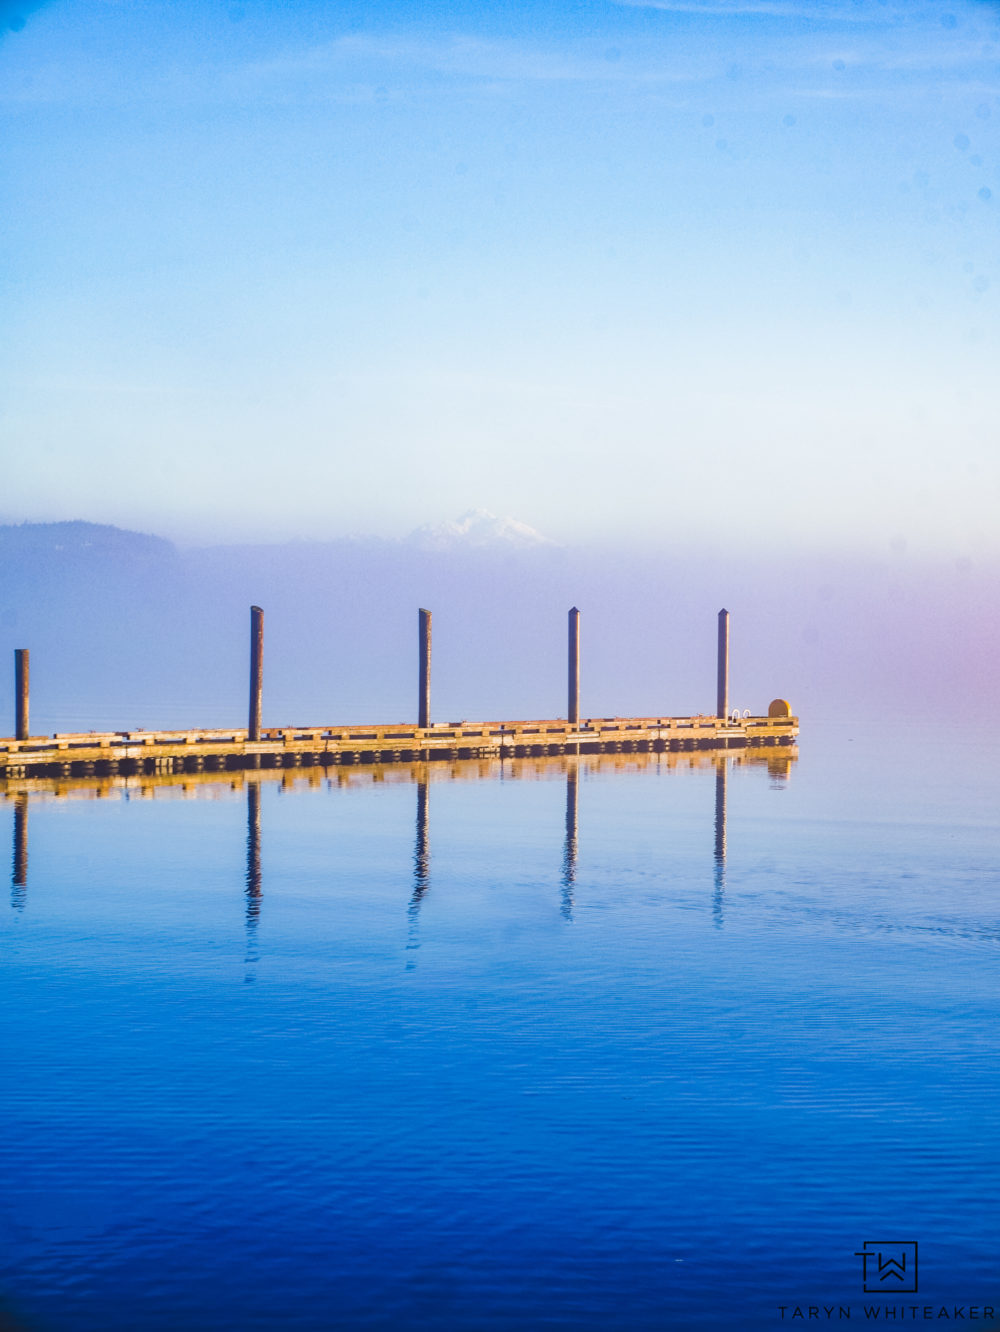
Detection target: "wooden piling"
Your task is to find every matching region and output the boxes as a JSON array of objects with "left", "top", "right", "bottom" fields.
[
  {"left": 418, "top": 609, "right": 431, "bottom": 729},
  {"left": 14, "top": 649, "right": 28, "bottom": 742},
  {"left": 249, "top": 606, "right": 263, "bottom": 742},
  {"left": 568, "top": 607, "right": 580, "bottom": 725},
  {"left": 716, "top": 609, "right": 729, "bottom": 720}
]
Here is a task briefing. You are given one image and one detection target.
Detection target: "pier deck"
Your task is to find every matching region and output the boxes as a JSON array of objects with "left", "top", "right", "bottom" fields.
[{"left": 0, "top": 712, "right": 797, "bottom": 780}]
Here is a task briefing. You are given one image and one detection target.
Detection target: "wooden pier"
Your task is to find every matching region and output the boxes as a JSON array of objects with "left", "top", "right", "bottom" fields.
[
  {"left": 0, "top": 709, "right": 796, "bottom": 781},
  {"left": 1, "top": 604, "right": 797, "bottom": 781}
]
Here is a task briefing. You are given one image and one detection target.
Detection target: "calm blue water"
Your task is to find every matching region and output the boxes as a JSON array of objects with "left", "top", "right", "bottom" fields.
[{"left": 2, "top": 721, "right": 999, "bottom": 1330}]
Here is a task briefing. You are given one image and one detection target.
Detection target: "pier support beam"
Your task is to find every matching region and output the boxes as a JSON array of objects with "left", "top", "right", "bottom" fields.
[
  {"left": 716, "top": 609, "right": 729, "bottom": 720},
  {"left": 568, "top": 607, "right": 580, "bottom": 726},
  {"left": 418, "top": 608, "right": 431, "bottom": 729},
  {"left": 14, "top": 649, "right": 28, "bottom": 741},
  {"left": 249, "top": 606, "right": 263, "bottom": 742}
]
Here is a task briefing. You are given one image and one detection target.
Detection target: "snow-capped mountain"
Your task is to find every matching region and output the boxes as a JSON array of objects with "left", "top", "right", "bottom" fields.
[{"left": 406, "top": 508, "right": 555, "bottom": 552}]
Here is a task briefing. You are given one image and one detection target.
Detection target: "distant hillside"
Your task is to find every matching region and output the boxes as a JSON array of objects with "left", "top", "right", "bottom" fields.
[{"left": 0, "top": 520, "right": 176, "bottom": 563}]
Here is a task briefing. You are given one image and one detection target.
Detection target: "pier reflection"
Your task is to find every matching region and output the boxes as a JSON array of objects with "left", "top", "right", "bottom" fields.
[
  {"left": 1, "top": 745, "right": 796, "bottom": 934},
  {"left": 1, "top": 745, "right": 793, "bottom": 802}
]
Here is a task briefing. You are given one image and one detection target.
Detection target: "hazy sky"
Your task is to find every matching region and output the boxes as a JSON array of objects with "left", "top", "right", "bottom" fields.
[{"left": 1, "top": 0, "right": 998, "bottom": 552}]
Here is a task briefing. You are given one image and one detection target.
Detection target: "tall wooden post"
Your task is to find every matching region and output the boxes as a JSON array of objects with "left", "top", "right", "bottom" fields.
[
  {"left": 248, "top": 606, "right": 263, "bottom": 742},
  {"left": 14, "top": 649, "right": 28, "bottom": 741},
  {"left": 568, "top": 607, "right": 580, "bottom": 725},
  {"left": 716, "top": 608, "right": 729, "bottom": 720},
  {"left": 418, "top": 608, "right": 431, "bottom": 729}
]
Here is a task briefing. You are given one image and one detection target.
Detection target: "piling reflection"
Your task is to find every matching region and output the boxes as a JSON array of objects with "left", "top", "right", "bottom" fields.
[
  {"left": 407, "top": 779, "right": 430, "bottom": 965},
  {"left": 11, "top": 793, "right": 27, "bottom": 911},
  {"left": 561, "top": 763, "right": 579, "bottom": 922},
  {"left": 245, "top": 779, "right": 262, "bottom": 978},
  {"left": 0, "top": 745, "right": 796, "bottom": 942},
  {"left": 713, "top": 759, "right": 727, "bottom": 929}
]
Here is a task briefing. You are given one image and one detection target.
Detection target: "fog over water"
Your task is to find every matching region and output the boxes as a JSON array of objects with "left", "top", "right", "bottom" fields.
[{"left": 0, "top": 520, "right": 992, "bottom": 735}]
